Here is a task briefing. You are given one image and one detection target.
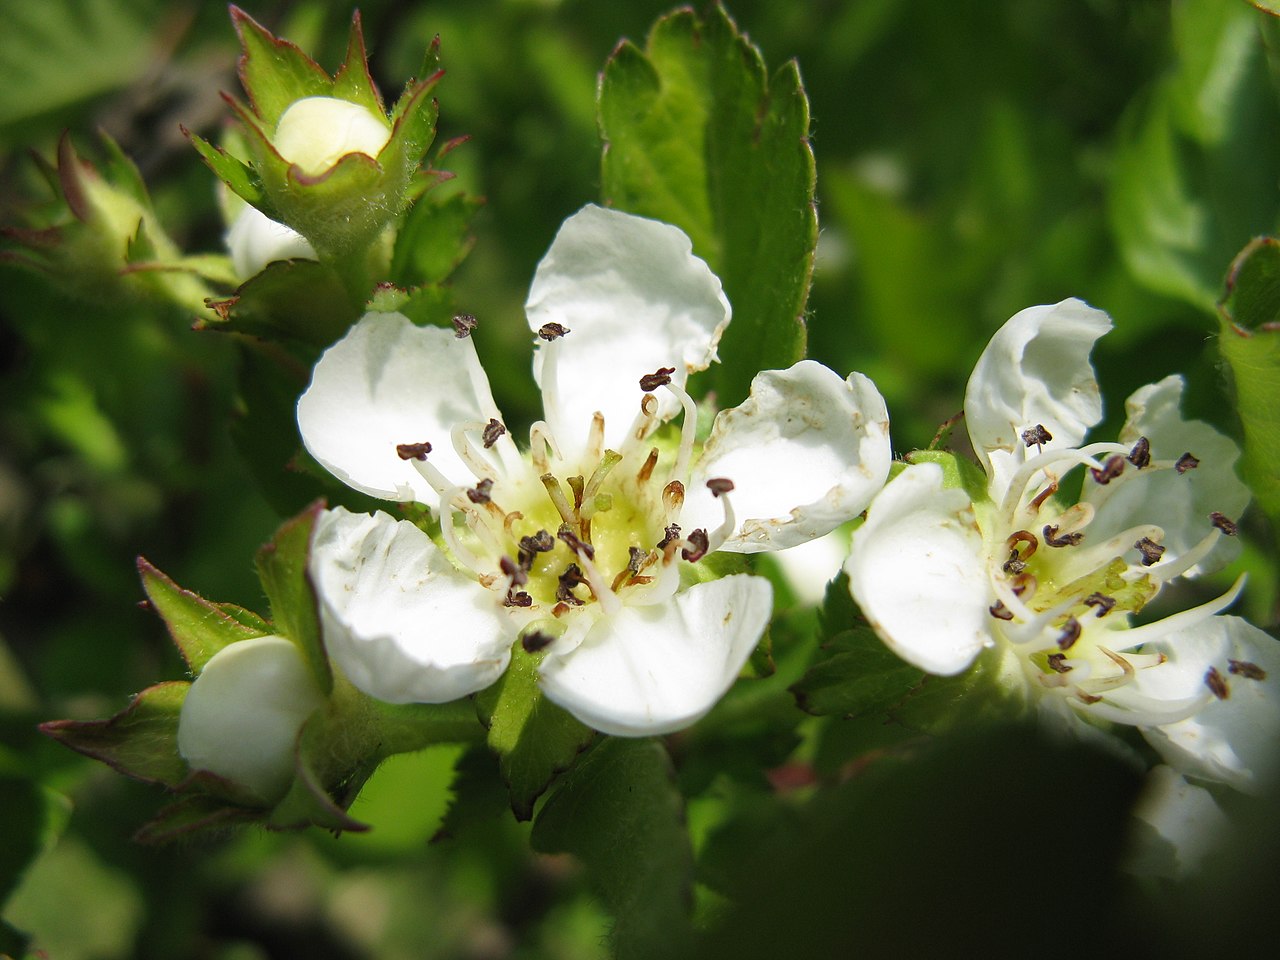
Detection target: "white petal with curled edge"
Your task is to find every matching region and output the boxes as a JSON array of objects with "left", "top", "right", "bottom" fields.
[
  {"left": 685, "top": 362, "right": 891, "bottom": 553},
  {"left": 1140, "top": 617, "right": 1280, "bottom": 794},
  {"left": 845, "top": 463, "right": 991, "bottom": 676},
  {"left": 525, "top": 205, "right": 730, "bottom": 464},
  {"left": 178, "top": 635, "right": 325, "bottom": 803},
  {"left": 226, "top": 204, "right": 316, "bottom": 279},
  {"left": 273, "top": 96, "right": 391, "bottom": 176},
  {"left": 298, "top": 313, "right": 505, "bottom": 503},
  {"left": 309, "top": 507, "right": 514, "bottom": 704},
  {"left": 1130, "top": 766, "right": 1230, "bottom": 878},
  {"left": 1084, "top": 375, "right": 1249, "bottom": 577},
  {"left": 537, "top": 574, "right": 772, "bottom": 737},
  {"left": 964, "top": 299, "right": 1111, "bottom": 499}
]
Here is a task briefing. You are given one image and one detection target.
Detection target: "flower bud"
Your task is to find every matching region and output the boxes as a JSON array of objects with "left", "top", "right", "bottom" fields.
[
  {"left": 226, "top": 203, "right": 317, "bottom": 280},
  {"left": 177, "top": 634, "right": 325, "bottom": 804},
  {"left": 272, "top": 96, "right": 391, "bottom": 177}
]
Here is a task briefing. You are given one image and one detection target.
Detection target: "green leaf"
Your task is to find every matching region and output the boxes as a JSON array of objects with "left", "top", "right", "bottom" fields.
[
  {"left": 133, "top": 794, "right": 257, "bottom": 845},
  {"left": 890, "top": 646, "right": 1028, "bottom": 735},
  {"left": 137, "top": 558, "right": 268, "bottom": 672},
  {"left": 390, "top": 192, "right": 484, "bottom": 287},
  {"left": 0, "top": 774, "right": 67, "bottom": 909},
  {"left": 201, "top": 259, "right": 361, "bottom": 346},
  {"left": 599, "top": 3, "right": 815, "bottom": 407},
  {"left": 531, "top": 738, "right": 693, "bottom": 960},
  {"left": 791, "top": 625, "right": 924, "bottom": 719},
  {"left": 255, "top": 503, "right": 332, "bottom": 695},
  {"left": 475, "top": 647, "right": 594, "bottom": 820},
  {"left": 39, "top": 681, "right": 190, "bottom": 788},
  {"left": 231, "top": 6, "right": 331, "bottom": 124},
  {"left": 1218, "top": 236, "right": 1280, "bottom": 521}
]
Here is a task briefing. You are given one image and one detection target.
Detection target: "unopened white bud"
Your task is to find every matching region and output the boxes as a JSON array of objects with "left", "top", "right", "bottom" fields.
[
  {"left": 226, "top": 204, "right": 317, "bottom": 279},
  {"left": 272, "top": 96, "right": 390, "bottom": 176},
  {"left": 177, "top": 635, "right": 325, "bottom": 803}
]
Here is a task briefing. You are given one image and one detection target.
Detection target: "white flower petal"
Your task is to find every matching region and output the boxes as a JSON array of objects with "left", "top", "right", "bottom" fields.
[
  {"left": 1130, "top": 766, "right": 1230, "bottom": 878},
  {"left": 177, "top": 635, "right": 324, "bottom": 803},
  {"left": 845, "top": 463, "right": 991, "bottom": 676},
  {"left": 964, "top": 299, "right": 1111, "bottom": 498},
  {"left": 686, "top": 363, "right": 891, "bottom": 553},
  {"left": 537, "top": 574, "right": 771, "bottom": 736},
  {"left": 1084, "top": 375, "right": 1248, "bottom": 576},
  {"left": 273, "top": 96, "right": 390, "bottom": 176},
  {"left": 226, "top": 204, "right": 316, "bottom": 279},
  {"left": 525, "top": 205, "right": 730, "bottom": 463},
  {"left": 298, "top": 312, "right": 505, "bottom": 502},
  {"left": 1140, "top": 616, "right": 1280, "bottom": 793},
  {"left": 309, "top": 507, "right": 513, "bottom": 703}
]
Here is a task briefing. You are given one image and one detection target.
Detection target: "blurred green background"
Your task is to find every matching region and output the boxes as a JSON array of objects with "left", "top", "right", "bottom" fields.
[{"left": 2, "top": 1, "right": 1277, "bottom": 957}]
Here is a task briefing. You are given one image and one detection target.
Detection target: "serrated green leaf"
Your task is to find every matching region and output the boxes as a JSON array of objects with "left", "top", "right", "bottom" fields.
[
  {"left": 599, "top": 3, "right": 815, "bottom": 407},
  {"left": 476, "top": 647, "right": 594, "bottom": 820},
  {"left": 138, "top": 558, "right": 267, "bottom": 672},
  {"left": 791, "top": 626, "right": 924, "bottom": 719},
  {"left": 390, "top": 192, "right": 483, "bottom": 287},
  {"left": 39, "top": 681, "right": 190, "bottom": 788},
  {"left": 531, "top": 738, "right": 692, "bottom": 960},
  {"left": 202, "top": 258, "right": 360, "bottom": 346},
  {"left": 1218, "top": 236, "right": 1280, "bottom": 521},
  {"left": 231, "top": 6, "right": 331, "bottom": 125},
  {"left": 432, "top": 746, "right": 510, "bottom": 843},
  {"left": 255, "top": 503, "right": 332, "bottom": 695}
]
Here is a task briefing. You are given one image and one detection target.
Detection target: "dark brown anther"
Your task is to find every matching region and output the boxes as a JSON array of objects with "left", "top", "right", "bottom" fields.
[
  {"left": 1210, "top": 512, "right": 1238, "bottom": 536},
  {"left": 556, "top": 563, "right": 586, "bottom": 604},
  {"left": 1002, "top": 530, "right": 1038, "bottom": 574},
  {"left": 1175, "top": 452, "right": 1199, "bottom": 474},
  {"left": 639, "top": 366, "right": 676, "bottom": 391},
  {"left": 520, "top": 530, "right": 555, "bottom": 555},
  {"left": 682, "top": 528, "right": 710, "bottom": 562},
  {"left": 1047, "top": 653, "right": 1072, "bottom": 674},
  {"left": 451, "top": 313, "right": 478, "bottom": 338},
  {"left": 1204, "top": 666, "right": 1230, "bottom": 700},
  {"left": 396, "top": 441, "right": 432, "bottom": 460},
  {"left": 989, "top": 601, "right": 1015, "bottom": 621},
  {"left": 521, "top": 630, "right": 555, "bottom": 654},
  {"left": 1056, "top": 617, "right": 1081, "bottom": 651},
  {"left": 1134, "top": 537, "right": 1165, "bottom": 566},
  {"left": 1127, "top": 436, "right": 1151, "bottom": 469},
  {"left": 1043, "top": 524, "right": 1084, "bottom": 548},
  {"left": 467, "top": 478, "right": 494, "bottom": 504},
  {"left": 482, "top": 419, "right": 506, "bottom": 448},
  {"left": 1083, "top": 592, "right": 1116, "bottom": 617},
  {"left": 538, "top": 322, "right": 570, "bottom": 341},
  {"left": 657, "top": 523, "right": 682, "bottom": 549},
  {"left": 557, "top": 525, "right": 595, "bottom": 559},
  {"left": 628, "top": 546, "right": 648, "bottom": 574},
  {"left": 1021, "top": 424, "right": 1053, "bottom": 448},
  {"left": 1076, "top": 690, "right": 1103, "bottom": 705},
  {"left": 1228, "top": 659, "right": 1267, "bottom": 681},
  {"left": 706, "top": 477, "right": 735, "bottom": 498},
  {"left": 499, "top": 554, "right": 528, "bottom": 587},
  {"left": 1090, "top": 455, "right": 1125, "bottom": 485},
  {"left": 504, "top": 591, "right": 533, "bottom": 608}
]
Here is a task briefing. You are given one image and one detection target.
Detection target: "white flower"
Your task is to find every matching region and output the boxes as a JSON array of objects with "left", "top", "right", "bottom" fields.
[
  {"left": 271, "top": 96, "right": 391, "bottom": 177},
  {"left": 846, "top": 299, "right": 1278, "bottom": 786},
  {"left": 225, "top": 203, "right": 317, "bottom": 279},
  {"left": 298, "top": 204, "right": 892, "bottom": 736},
  {"left": 177, "top": 635, "right": 325, "bottom": 803}
]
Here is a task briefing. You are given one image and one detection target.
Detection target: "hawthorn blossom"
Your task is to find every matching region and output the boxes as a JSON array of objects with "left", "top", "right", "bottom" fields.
[
  {"left": 299, "top": 204, "right": 892, "bottom": 735},
  {"left": 846, "top": 299, "right": 1279, "bottom": 788}
]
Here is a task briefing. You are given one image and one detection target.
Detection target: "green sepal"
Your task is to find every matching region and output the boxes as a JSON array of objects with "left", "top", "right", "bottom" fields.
[
  {"left": 1218, "top": 236, "right": 1280, "bottom": 522},
  {"left": 38, "top": 681, "right": 190, "bottom": 788},
  {"left": 201, "top": 259, "right": 361, "bottom": 347},
  {"left": 331, "top": 12, "right": 386, "bottom": 118},
  {"left": 365, "top": 282, "right": 457, "bottom": 329},
  {"left": 137, "top": 557, "right": 268, "bottom": 672},
  {"left": 475, "top": 645, "right": 595, "bottom": 821},
  {"left": 255, "top": 501, "right": 332, "bottom": 696},
  {"left": 904, "top": 449, "right": 990, "bottom": 505},
  {"left": 266, "top": 711, "right": 371, "bottom": 833},
  {"left": 231, "top": 5, "right": 330, "bottom": 126},
  {"left": 599, "top": 2, "right": 816, "bottom": 408},
  {"left": 531, "top": 738, "right": 693, "bottom": 960},
  {"left": 185, "top": 129, "right": 270, "bottom": 213},
  {"left": 390, "top": 190, "right": 483, "bottom": 287},
  {"left": 132, "top": 794, "right": 258, "bottom": 845}
]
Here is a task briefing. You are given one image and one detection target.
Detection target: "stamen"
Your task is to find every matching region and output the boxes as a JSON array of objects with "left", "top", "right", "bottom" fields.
[
  {"left": 1083, "top": 592, "right": 1116, "bottom": 617},
  {"left": 703, "top": 481, "right": 738, "bottom": 554},
  {"left": 482, "top": 419, "right": 506, "bottom": 448},
  {"left": 1147, "top": 528, "right": 1222, "bottom": 583},
  {"left": 639, "top": 367, "right": 675, "bottom": 391},
  {"left": 1127, "top": 436, "right": 1151, "bottom": 468},
  {"left": 682, "top": 529, "right": 710, "bottom": 562},
  {"left": 663, "top": 481, "right": 685, "bottom": 517},
  {"left": 1090, "top": 455, "right": 1125, "bottom": 485},
  {"left": 522, "top": 630, "right": 554, "bottom": 653},
  {"left": 1047, "top": 653, "right": 1071, "bottom": 673},
  {"left": 1175, "top": 452, "right": 1199, "bottom": 473},
  {"left": 637, "top": 448, "right": 660, "bottom": 484},
  {"left": 989, "top": 601, "right": 1015, "bottom": 621},
  {"left": 467, "top": 479, "right": 494, "bottom": 504},
  {"left": 581, "top": 451, "right": 624, "bottom": 518},
  {"left": 1021, "top": 424, "right": 1053, "bottom": 448},
  {"left": 407, "top": 453, "right": 455, "bottom": 498},
  {"left": 1106, "top": 575, "right": 1245, "bottom": 653},
  {"left": 451, "top": 313, "right": 478, "bottom": 338},
  {"left": 1043, "top": 524, "right": 1084, "bottom": 548},
  {"left": 1057, "top": 617, "right": 1081, "bottom": 651},
  {"left": 529, "top": 422, "right": 562, "bottom": 473},
  {"left": 573, "top": 548, "right": 622, "bottom": 615},
  {"left": 556, "top": 564, "right": 586, "bottom": 605},
  {"left": 586, "top": 412, "right": 606, "bottom": 464},
  {"left": 538, "top": 322, "right": 570, "bottom": 340},
  {"left": 663, "top": 378, "right": 699, "bottom": 480},
  {"left": 541, "top": 474, "right": 577, "bottom": 525},
  {"left": 657, "top": 523, "right": 681, "bottom": 549},
  {"left": 1134, "top": 536, "right": 1166, "bottom": 566},
  {"left": 397, "top": 441, "right": 432, "bottom": 460},
  {"left": 1000, "top": 441, "right": 1128, "bottom": 520},
  {"left": 452, "top": 421, "right": 501, "bottom": 480},
  {"left": 557, "top": 525, "right": 595, "bottom": 560},
  {"left": 437, "top": 497, "right": 489, "bottom": 578},
  {"left": 1229, "top": 660, "right": 1267, "bottom": 681},
  {"left": 1204, "top": 667, "right": 1230, "bottom": 700},
  {"left": 1210, "top": 512, "right": 1238, "bottom": 536},
  {"left": 518, "top": 529, "right": 555, "bottom": 569}
]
